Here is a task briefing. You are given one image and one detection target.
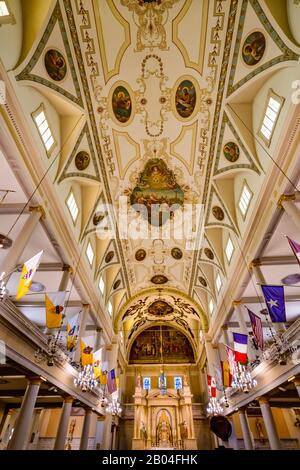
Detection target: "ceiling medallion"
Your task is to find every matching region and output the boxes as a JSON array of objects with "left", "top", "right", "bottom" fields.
[
  {"left": 281, "top": 274, "right": 300, "bottom": 285},
  {"left": 93, "top": 212, "right": 106, "bottom": 226},
  {"left": 112, "top": 85, "right": 132, "bottom": 124},
  {"left": 223, "top": 142, "right": 240, "bottom": 162},
  {"left": 44, "top": 49, "right": 67, "bottom": 82},
  {"left": 135, "top": 249, "right": 147, "bottom": 261},
  {"left": 175, "top": 79, "right": 196, "bottom": 119},
  {"left": 199, "top": 277, "right": 207, "bottom": 287},
  {"left": 75, "top": 151, "right": 90, "bottom": 171},
  {"left": 148, "top": 300, "right": 174, "bottom": 316},
  {"left": 171, "top": 247, "right": 183, "bottom": 260},
  {"left": 105, "top": 251, "right": 115, "bottom": 263},
  {"left": 113, "top": 279, "right": 121, "bottom": 290},
  {"left": 212, "top": 206, "right": 224, "bottom": 221},
  {"left": 204, "top": 248, "right": 214, "bottom": 260},
  {"left": 151, "top": 275, "right": 168, "bottom": 285},
  {"left": 242, "top": 32, "right": 266, "bottom": 66},
  {"left": 130, "top": 158, "right": 184, "bottom": 226}
]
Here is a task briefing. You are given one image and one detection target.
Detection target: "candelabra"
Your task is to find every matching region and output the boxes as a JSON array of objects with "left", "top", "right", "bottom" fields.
[
  {"left": 74, "top": 364, "right": 98, "bottom": 392},
  {"left": 105, "top": 397, "right": 122, "bottom": 416},
  {"left": 206, "top": 397, "right": 224, "bottom": 416},
  {"left": 0, "top": 272, "right": 7, "bottom": 300},
  {"left": 231, "top": 362, "right": 257, "bottom": 393},
  {"left": 34, "top": 334, "right": 69, "bottom": 367}
]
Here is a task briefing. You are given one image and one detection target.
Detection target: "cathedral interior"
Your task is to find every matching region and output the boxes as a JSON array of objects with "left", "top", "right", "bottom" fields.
[{"left": 0, "top": 0, "right": 300, "bottom": 451}]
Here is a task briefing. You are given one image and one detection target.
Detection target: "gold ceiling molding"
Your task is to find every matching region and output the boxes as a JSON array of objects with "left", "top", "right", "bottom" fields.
[
  {"left": 112, "top": 130, "right": 141, "bottom": 179},
  {"left": 121, "top": 0, "right": 180, "bottom": 51},
  {"left": 96, "top": 239, "right": 120, "bottom": 277},
  {"left": 170, "top": 121, "right": 197, "bottom": 176},
  {"left": 92, "top": 0, "right": 130, "bottom": 84},
  {"left": 205, "top": 185, "right": 239, "bottom": 235},
  {"left": 199, "top": 234, "right": 225, "bottom": 276},
  {"left": 172, "top": 0, "right": 209, "bottom": 75},
  {"left": 114, "top": 286, "right": 208, "bottom": 333}
]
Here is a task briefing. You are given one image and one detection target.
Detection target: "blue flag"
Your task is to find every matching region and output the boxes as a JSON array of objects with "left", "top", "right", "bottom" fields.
[{"left": 261, "top": 285, "right": 286, "bottom": 323}]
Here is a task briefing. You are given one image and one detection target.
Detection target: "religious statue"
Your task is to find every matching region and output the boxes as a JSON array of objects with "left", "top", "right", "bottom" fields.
[
  {"left": 140, "top": 421, "right": 148, "bottom": 443},
  {"left": 183, "top": 374, "right": 189, "bottom": 386},
  {"left": 180, "top": 421, "right": 188, "bottom": 440},
  {"left": 156, "top": 411, "right": 172, "bottom": 447},
  {"left": 136, "top": 372, "right": 142, "bottom": 388}
]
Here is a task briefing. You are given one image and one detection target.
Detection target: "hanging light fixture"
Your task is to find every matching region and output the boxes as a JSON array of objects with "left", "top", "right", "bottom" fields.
[
  {"left": 231, "top": 362, "right": 257, "bottom": 393},
  {"left": 74, "top": 364, "right": 98, "bottom": 392},
  {"left": 0, "top": 272, "right": 7, "bottom": 300},
  {"left": 206, "top": 397, "right": 224, "bottom": 416},
  {"left": 105, "top": 396, "right": 122, "bottom": 416},
  {"left": 34, "top": 333, "right": 68, "bottom": 367},
  {"left": 158, "top": 325, "right": 167, "bottom": 396}
]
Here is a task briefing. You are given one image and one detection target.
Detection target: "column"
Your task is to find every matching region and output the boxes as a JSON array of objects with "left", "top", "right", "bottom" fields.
[
  {"left": 80, "top": 408, "right": 93, "bottom": 450},
  {"left": 54, "top": 396, "right": 73, "bottom": 450},
  {"left": 95, "top": 416, "right": 105, "bottom": 450},
  {"left": 221, "top": 325, "right": 231, "bottom": 347},
  {"left": 238, "top": 407, "right": 254, "bottom": 450},
  {"left": 27, "top": 408, "right": 44, "bottom": 449},
  {"left": 94, "top": 327, "right": 103, "bottom": 351},
  {"left": 74, "top": 304, "right": 90, "bottom": 363},
  {"left": 59, "top": 265, "right": 72, "bottom": 292},
  {"left": 293, "top": 377, "right": 300, "bottom": 398},
  {"left": 1, "top": 206, "right": 44, "bottom": 279},
  {"left": 257, "top": 397, "right": 281, "bottom": 450},
  {"left": 279, "top": 195, "right": 300, "bottom": 231},
  {"left": 7, "top": 377, "right": 41, "bottom": 450}
]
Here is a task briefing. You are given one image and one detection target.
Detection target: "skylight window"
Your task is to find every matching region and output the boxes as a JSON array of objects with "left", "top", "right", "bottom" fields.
[
  {"left": 108, "top": 301, "right": 113, "bottom": 316},
  {"left": 225, "top": 236, "right": 234, "bottom": 263},
  {"left": 209, "top": 299, "right": 214, "bottom": 315},
  {"left": 216, "top": 273, "right": 222, "bottom": 293},
  {"left": 33, "top": 106, "right": 55, "bottom": 153},
  {"left": 99, "top": 276, "right": 105, "bottom": 295},
  {"left": 66, "top": 191, "right": 79, "bottom": 222},
  {"left": 86, "top": 242, "right": 94, "bottom": 266},
  {"left": 0, "top": 2, "right": 9, "bottom": 16},
  {"left": 259, "top": 90, "right": 284, "bottom": 145},
  {"left": 238, "top": 182, "right": 252, "bottom": 218}
]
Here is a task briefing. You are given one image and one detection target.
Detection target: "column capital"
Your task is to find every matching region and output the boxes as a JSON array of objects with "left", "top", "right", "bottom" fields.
[
  {"left": 257, "top": 396, "right": 269, "bottom": 405},
  {"left": 29, "top": 205, "right": 46, "bottom": 219},
  {"left": 249, "top": 259, "right": 261, "bottom": 269},
  {"left": 277, "top": 194, "right": 295, "bottom": 209},
  {"left": 293, "top": 376, "right": 300, "bottom": 387},
  {"left": 221, "top": 324, "right": 228, "bottom": 331},
  {"left": 96, "top": 327, "right": 102, "bottom": 333},
  {"left": 63, "top": 396, "right": 74, "bottom": 404},
  {"left": 82, "top": 303, "right": 90, "bottom": 309},
  {"left": 27, "top": 376, "right": 42, "bottom": 386},
  {"left": 238, "top": 406, "right": 248, "bottom": 414},
  {"left": 62, "top": 264, "right": 73, "bottom": 274},
  {"left": 97, "top": 415, "right": 105, "bottom": 421},
  {"left": 232, "top": 300, "right": 242, "bottom": 306}
]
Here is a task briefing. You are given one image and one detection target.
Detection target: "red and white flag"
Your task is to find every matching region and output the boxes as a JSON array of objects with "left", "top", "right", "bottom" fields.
[{"left": 207, "top": 375, "right": 216, "bottom": 397}]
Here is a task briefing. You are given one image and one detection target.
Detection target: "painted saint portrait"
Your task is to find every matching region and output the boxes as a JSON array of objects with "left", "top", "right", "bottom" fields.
[
  {"left": 148, "top": 300, "right": 174, "bottom": 316},
  {"left": 171, "top": 247, "right": 183, "bottom": 260},
  {"left": 75, "top": 151, "right": 90, "bottom": 171},
  {"left": 93, "top": 212, "right": 105, "bottom": 226},
  {"left": 113, "top": 279, "right": 121, "bottom": 290},
  {"left": 130, "top": 158, "right": 184, "bottom": 226},
  {"left": 112, "top": 85, "right": 132, "bottom": 123},
  {"left": 105, "top": 251, "right": 114, "bottom": 263},
  {"left": 212, "top": 206, "right": 224, "bottom": 221},
  {"left": 199, "top": 277, "right": 207, "bottom": 287},
  {"left": 129, "top": 326, "right": 195, "bottom": 364},
  {"left": 151, "top": 275, "right": 168, "bottom": 285},
  {"left": 242, "top": 32, "right": 266, "bottom": 66},
  {"left": 44, "top": 49, "right": 67, "bottom": 81},
  {"left": 135, "top": 249, "right": 146, "bottom": 261},
  {"left": 175, "top": 79, "right": 196, "bottom": 118},
  {"left": 204, "top": 248, "right": 214, "bottom": 260},
  {"left": 223, "top": 142, "right": 240, "bottom": 162}
]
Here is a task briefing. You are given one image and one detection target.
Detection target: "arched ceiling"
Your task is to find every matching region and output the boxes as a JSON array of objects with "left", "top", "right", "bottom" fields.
[{"left": 8, "top": 0, "right": 300, "bottom": 346}]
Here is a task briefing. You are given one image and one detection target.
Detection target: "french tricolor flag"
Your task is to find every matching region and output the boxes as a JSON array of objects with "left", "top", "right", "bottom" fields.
[{"left": 233, "top": 333, "right": 248, "bottom": 363}]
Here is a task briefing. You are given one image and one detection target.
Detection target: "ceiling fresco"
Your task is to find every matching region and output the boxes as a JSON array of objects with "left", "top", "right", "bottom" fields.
[{"left": 13, "top": 0, "right": 300, "bottom": 350}]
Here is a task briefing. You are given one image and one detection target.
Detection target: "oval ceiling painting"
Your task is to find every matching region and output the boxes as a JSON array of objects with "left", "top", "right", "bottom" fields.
[
  {"left": 242, "top": 32, "right": 266, "bottom": 66},
  {"left": 112, "top": 85, "right": 132, "bottom": 123},
  {"left": 105, "top": 251, "right": 114, "bottom": 263},
  {"left": 175, "top": 79, "right": 196, "bottom": 119},
  {"left": 75, "top": 151, "right": 90, "bottom": 171},
  {"left": 148, "top": 300, "right": 174, "bottom": 316},
  {"left": 44, "top": 49, "right": 67, "bottom": 81},
  {"left": 171, "top": 247, "right": 183, "bottom": 260},
  {"left": 135, "top": 249, "right": 146, "bottom": 261},
  {"left": 223, "top": 142, "right": 240, "bottom": 162},
  {"left": 151, "top": 275, "right": 168, "bottom": 285},
  {"left": 113, "top": 279, "right": 121, "bottom": 290}
]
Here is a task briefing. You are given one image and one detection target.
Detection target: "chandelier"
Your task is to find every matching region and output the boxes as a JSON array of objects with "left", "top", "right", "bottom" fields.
[
  {"left": 206, "top": 397, "right": 224, "bottom": 416},
  {"left": 105, "top": 397, "right": 122, "bottom": 416},
  {"left": 0, "top": 272, "right": 7, "bottom": 300},
  {"left": 74, "top": 364, "right": 98, "bottom": 392},
  {"left": 158, "top": 325, "right": 167, "bottom": 396},
  {"left": 231, "top": 362, "right": 257, "bottom": 393},
  {"left": 34, "top": 334, "right": 68, "bottom": 367}
]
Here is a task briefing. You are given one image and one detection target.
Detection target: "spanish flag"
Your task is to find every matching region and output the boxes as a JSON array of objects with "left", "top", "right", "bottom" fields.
[
  {"left": 93, "top": 348, "right": 102, "bottom": 378},
  {"left": 221, "top": 360, "right": 233, "bottom": 388},
  {"left": 16, "top": 251, "right": 43, "bottom": 300},
  {"left": 80, "top": 339, "right": 93, "bottom": 366},
  {"left": 45, "top": 291, "right": 66, "bottom": 329},
  {"left": 67, "top": 313, "right": 79, "bottom": 351}
]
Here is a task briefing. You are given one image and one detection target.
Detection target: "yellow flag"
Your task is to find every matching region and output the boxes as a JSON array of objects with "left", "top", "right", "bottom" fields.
[
  {"left": 100, "top": 370, "right": 108, "bottom": 385},
  {"left": 45, "top": 291, "right": 65, "bottom": 329},
  {"left": 16, "top": 251, "right": 43, "bottom": 300},
  {"left": 93, "top": 348, "right": 102, "bottom": 378},
  {"left": 80, "top": 339, "right": 93, "bottom": 366},
  {"left": 67, "top": 313, "right": 79, "bottom": 351},
  {"left": 116, "top": 376, "right": 120, "bottom": 389}
]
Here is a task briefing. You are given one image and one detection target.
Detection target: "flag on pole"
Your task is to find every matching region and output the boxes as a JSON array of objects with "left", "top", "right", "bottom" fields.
[
  {"left": 107, "top": 369, "right": 117, "bottom": 394},
  {"left": 116, "top": 376, "right": 120, "bottom": 389},
  {"left": 16, "top": 251, "right": 43, "bottom": 300},
  {"left": 207, "top": 375, "right": 216, "bottom": 397},
  {"left": 287, "top": 236, "right": 300, "bottom": 267},
  {"left": 67, "top": 313, "right": 80, "bottom": 351},
  {"left": 261, "top": 285, "right": 286, "bottom": 323},
  {"left": 247, "top": 308, "right": 264, "bottom": 350},
  {"left": 93, "top": 348, "right": 102, "bottom": 378},
  {"left": 213, "top": 364, "right": 223, "bottom": 391},
  {"left": 233, "top": 332, "right": 248, "bottom": 363},
  {"left": 80, "top": 339, "right": 93, "bottom": 366},
  {"left": 220, "top": 361, "right": 232, "bottom": 387},
  {"left": 45, "top": 291, "right": 66, "bottom": 329},
  {"left": 100, "top": 370, "right": 108, "bottom": 385},
  {"left": 225, "top": 345, "right": 236, "bottom": 375}
]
